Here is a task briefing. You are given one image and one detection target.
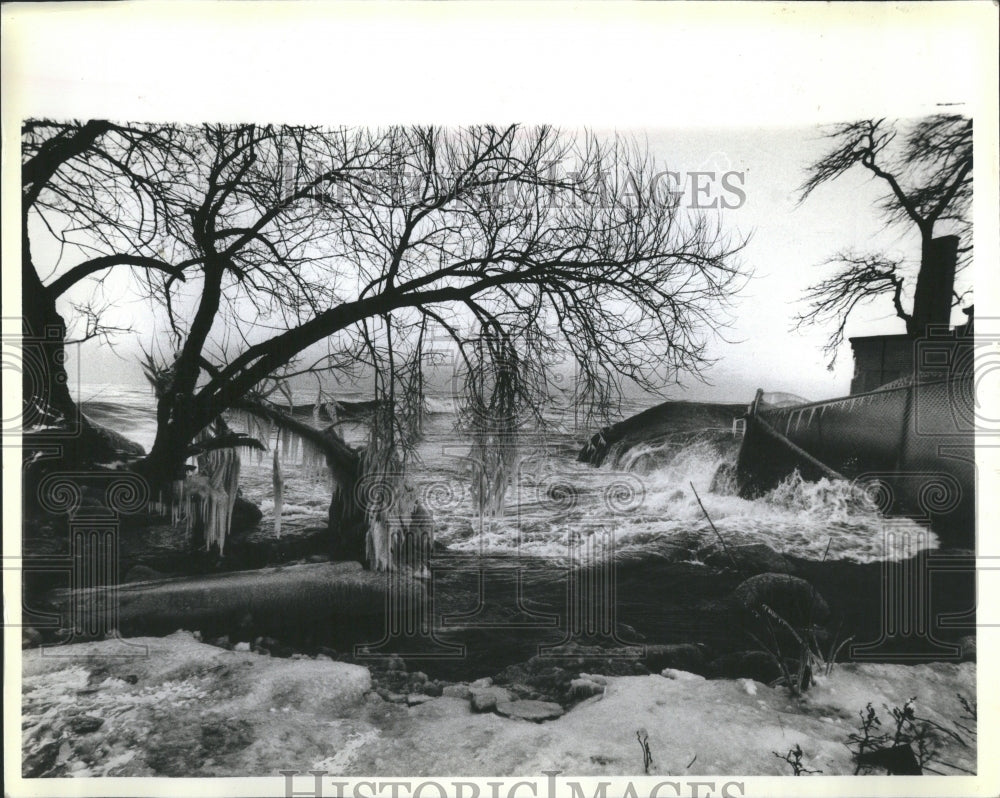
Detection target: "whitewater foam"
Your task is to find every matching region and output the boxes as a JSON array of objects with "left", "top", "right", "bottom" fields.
[{"left": 75, "top": 385, "right": 937, "bottom": 563}]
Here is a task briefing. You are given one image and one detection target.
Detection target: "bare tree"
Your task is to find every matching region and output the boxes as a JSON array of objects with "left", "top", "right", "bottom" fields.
[
  {"left": 795, "top": 115, "right": 972, "bottom": 364},
  {"left": 21, "top": 120, "right": 193, "bottom": 460},
  {"left": 24, "top": 122, "right": 748, "bottom": 569}
]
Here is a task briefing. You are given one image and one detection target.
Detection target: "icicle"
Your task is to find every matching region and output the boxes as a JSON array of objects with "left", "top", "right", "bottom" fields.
[
  {"left": 171, "top": 479, "right": 185, "bottom": 526},
  {"left": 173, "top": 422, "right": 242, "bottom": 556},
  {"left": 273, "top": 446, "right": 283, "bottom": 538},
  {"left": 211, "top": 443, "right": 240, "bottom": 556}
]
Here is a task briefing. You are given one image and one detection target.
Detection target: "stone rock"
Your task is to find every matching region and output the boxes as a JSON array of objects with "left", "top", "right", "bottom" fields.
[
  {"left": 123, "top": 564, "right": 165, "bottom": 583},
  {"left": 232, "top": 495, "right": 264, "bottom": 528},
  {"left": 22, "top": 626, "right": 42, "bottom": 649},
  {"left": 706, "top": 650, "right": 784, "bottom": 684},
  {"left": 442, "top": 684, "right": 471, "bottom": 700},
  {"left": 733, "top": 572, "right": 830, "bottom": 628},
  {"left": 578, "top": 672, "right": 608, "bottom": 685},
  {"left": 704, "top": 543, "right": 796, "bottom": 575},
  {"left": 254, "top": 636, "right": 280, "bottom": 652},
  {"left": 470, "top": 686, "right": 511, "bottom": 713},
  {"left": 407, "top": 693, "right": 434, "bottom": 706},
  {"left": 210, "top": 635, "right": 231, "bottom": 650},
  {"left": 569, "top": 678, "right": 605, "bottom": 699},
  {"left": 409, "top": 671, "right": 429, "bottom": 685},
  {"left": 421, "top": 681, "right": 443, "bottom": 697},
  {"left": 307, "top": 554, "right": 331, "bottom": 563},
  {"left": 67, "top": 714, "right": 104, "bottom": 734},
  {"left": 470, "top": 677, "right": 493, "bottom": 688},
  {"left": 386, "top": 654, "right": 407, "bottom": 673},
  {"left": 508, "top": 683, "right": 540, "bottom": 700},
  {"left": 493, "top": 660, "right": 572, "bottom": 702},
  {"left": 493, "top": 650, "right": 647, "bottom": 701},
  {"left": 660, "top": 668, "right": 705, "bottom": 682},
  {"left": 642, "top": 643, "right": 707, "bottom": 674},
  {"left": 958, "top": 635, "right": 976, "bottom": 662},
  {"left": 496, "top": 700, "right": 564, "bottom": 722},
  {"left": 234, "top": 642, "right": 251, "bottom": 652}
]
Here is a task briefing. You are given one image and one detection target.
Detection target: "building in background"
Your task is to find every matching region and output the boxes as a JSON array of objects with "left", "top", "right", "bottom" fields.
[{"left": 849, "top": 305, "right": 974, "bottom": 395}]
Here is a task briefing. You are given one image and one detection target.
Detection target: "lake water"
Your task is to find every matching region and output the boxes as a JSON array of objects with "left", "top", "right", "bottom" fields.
[{"left": 78, "top": 382, "right": 937, "bottom": 565}]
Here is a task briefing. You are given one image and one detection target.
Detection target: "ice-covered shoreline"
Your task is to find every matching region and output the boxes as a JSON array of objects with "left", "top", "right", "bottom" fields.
[
  {"left": 75, "top": 386, "right": 941, "bottom": 564},
  {"left": 21, "top": 632, "right": 976, "bottom": 778}
]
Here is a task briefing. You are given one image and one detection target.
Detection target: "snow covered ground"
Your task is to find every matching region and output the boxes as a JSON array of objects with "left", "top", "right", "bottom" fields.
[{"left": 21, "top": 632, "right": 976, "bottom": 779}]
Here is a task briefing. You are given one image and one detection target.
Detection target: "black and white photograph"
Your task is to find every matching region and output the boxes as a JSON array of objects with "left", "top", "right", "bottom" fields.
[{"left": 3, "top": 3, "right": 998, "bottom": 795}]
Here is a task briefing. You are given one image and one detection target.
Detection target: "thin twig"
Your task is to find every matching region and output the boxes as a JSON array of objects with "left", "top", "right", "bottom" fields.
[
  {"left": 690, "top": 481, "right": 739, "bottom": 571},
  {"left": 820, "top": 536, "right": 833, "bottom": 563}
]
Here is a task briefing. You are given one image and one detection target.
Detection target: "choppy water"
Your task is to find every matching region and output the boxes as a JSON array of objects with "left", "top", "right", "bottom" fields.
[{"left": 79, "top": 383, "right": 938, "bottom": 564}]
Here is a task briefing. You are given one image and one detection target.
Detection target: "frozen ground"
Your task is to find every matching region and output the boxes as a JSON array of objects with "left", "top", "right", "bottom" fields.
[{"left": 21, "top": 632, "right": 976, "bottom": 778}]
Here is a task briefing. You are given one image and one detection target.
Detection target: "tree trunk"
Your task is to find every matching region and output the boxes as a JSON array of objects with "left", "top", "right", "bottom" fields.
[
  {"left": 910, "top": 234, "right": 959, "bottom": 336},
  {"left": 20, "top": 231, "right": 130, "bottom": 472},
  {"left": 22, "top": 233, "right": 76, "bottom": 426},
  {"left": 139, "top": 396, "right": 432, "bottom": 570},
  {"left": 21, "top": 119, "right": 113, "bottom": 434},
  {"left": 328, "top": 473, "right": 367, "bottom": 564},
  {"left": 140, "top": 410, "right": 203, "bottom": 484},
  {"left": 228, "top": 400, "right": 369, "bottom": 562}
]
